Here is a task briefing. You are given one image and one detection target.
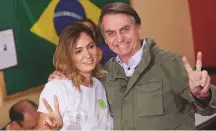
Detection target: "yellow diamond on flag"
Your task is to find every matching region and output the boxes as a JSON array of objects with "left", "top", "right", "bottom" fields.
[
  {"left": 30, "top": 0, "right": 59, "bottom": 45},
  {"left": 79, "top": 0, "right": 101, "bottom": 24},
  {"left": 30, "top": 0, "right": 101, "bottom": 45}
]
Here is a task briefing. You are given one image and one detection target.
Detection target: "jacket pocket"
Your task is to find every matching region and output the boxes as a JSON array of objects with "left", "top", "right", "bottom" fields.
[
  {"left": 136, "top": 80, "right": 164, "bottom": 116},
  {"left": 106, "top": 80, "right": 126, "bottom": 104},
  {"left": 106, "top": 82, "right": 125, "bottom": 117}
]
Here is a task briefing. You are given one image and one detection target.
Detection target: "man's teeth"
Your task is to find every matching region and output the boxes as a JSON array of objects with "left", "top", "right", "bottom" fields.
[{"left": 118, "top": 43, "right": 128, "bottom": 47}]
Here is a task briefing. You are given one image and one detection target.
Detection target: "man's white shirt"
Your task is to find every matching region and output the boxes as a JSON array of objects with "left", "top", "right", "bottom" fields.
[
  {"left": 38, "top": 77, "right": 113, "bottom": 130},
  {"left": 116, "top": 39, "right": 146, "bottom": 77}
]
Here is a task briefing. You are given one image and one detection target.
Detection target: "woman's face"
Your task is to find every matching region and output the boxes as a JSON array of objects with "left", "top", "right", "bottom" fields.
[{"left": 73, "top": 32, "right": 97, "bottom": 75}]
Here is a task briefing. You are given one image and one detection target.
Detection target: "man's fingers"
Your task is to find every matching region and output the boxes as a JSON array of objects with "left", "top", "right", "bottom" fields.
[
  {"left": 48, "top": 71, "right": 60, "bottom": 81},
  {"left": 55, "top": 71, "right": 66, "bottom": 79},
  {"left": 191, "top": 86, "right": 201, "bottom": 95},
  {"left": 60, "top": 74, "right": 66, "bottom": 79},
  {"left": 201, "top": 70, "right": 208, "bottom": 87},
  {"left": 54, "top": 70, "right": 62, "bottom": 75},
  {"left": 196, "top": 52, "right": 202, "bottom": 72},
  {"left": 200, "top": 76, "right": 210, "bottom": 94},
  {"left": 207, "top": 76, "right": 211, "bottom": 87},
  {"left": 182, "top": 56, "right": 193, "bottom": 73},
  {"left": 200, "top": 86, "right": 209, "bottom": 95},
  {"left": 54, "top": 95, "right": 60, "bottom": 112},
  {"left": 48, "top": 74, "right": 54, "bottom": 81},
  {"left": 48, "top": 71, "right": 66, "bottom": 81},
  {"left": 42, "top": 98, "right": 53, "bottom": 113}
]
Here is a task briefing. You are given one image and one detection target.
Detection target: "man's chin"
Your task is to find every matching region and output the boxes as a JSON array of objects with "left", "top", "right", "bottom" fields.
[{"left": 119, "top": 51, "right": 134, "bottom": 58}]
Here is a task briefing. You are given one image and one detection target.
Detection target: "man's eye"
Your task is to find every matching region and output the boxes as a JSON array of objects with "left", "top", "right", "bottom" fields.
[
  {"left": 107, "top": 32, "right": 114, "bottom": 37},
  {"left": 123, "top": 28, "right": 129, "bottom": 32}
]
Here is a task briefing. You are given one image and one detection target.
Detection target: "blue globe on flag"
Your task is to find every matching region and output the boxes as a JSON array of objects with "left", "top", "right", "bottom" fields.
[{"left": 54, "top": 0, "right": 86, "bottom": 35}]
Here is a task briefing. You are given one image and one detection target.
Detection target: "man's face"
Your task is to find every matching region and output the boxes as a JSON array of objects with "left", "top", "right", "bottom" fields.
[
  {"left": 101, "top": 14, "right": 141, "bottom": 60},
  {"left": 20, "top": 103, "right": 39, "bottom": 130}
]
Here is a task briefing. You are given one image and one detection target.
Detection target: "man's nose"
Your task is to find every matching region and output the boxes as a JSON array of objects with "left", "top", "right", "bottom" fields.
[{"left": 115, "top": 33, "right": 124, "bottom": 43}]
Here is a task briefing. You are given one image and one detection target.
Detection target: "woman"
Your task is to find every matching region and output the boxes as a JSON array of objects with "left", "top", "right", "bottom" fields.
[
  {"left": 37, "top": 22, "right": 113, "bottom": 130},
  {"left": 78, "top": 18, "right": 116, "bottom": 66}
]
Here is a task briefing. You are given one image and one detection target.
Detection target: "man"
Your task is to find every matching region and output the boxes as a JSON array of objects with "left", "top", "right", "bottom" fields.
[
  {"left": 1, "top": 100, "right": 39, "bottom": 130},
  {"left": 48, "top": 2, "right": 216, "bottom": 130}
]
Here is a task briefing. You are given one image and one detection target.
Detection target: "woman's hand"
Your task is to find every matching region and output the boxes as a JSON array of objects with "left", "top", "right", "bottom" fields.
[{"left": 42, "top": 95, "right": 63, "bottom": 130}]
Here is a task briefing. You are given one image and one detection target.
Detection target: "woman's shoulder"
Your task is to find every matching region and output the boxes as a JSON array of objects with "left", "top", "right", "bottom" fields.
[
  {"left": 44, "top": 79, "right": 76, "bottom": 93},
  {"left": 46, "top": 79, "right": 71, "bottom": 87},
  {"left": 92, "top": 77, "right": 105, "bottom": 90},
  {"left": 92, "top": 77, "right": 102, "bottom": 84}
]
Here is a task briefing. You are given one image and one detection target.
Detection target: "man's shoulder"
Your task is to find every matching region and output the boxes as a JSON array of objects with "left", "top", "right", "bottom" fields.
[
  {"left": 154, "top": 48, "right": 181, "bottom": 62},
  {"left": 99, "top": 58, "right": 116, "bottom": 83},
  {"left": 147, "top": 41, "right": 182, "bottom": 64},
  {"left": 145, "top": 38, "right": 180, "bottom": 57},
  {"left": 103, "top": 57, "right": 116, "bottom": 71}
]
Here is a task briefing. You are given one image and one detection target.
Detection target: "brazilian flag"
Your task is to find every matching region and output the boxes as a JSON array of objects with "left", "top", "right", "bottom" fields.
[{"left": 0, "top": 0, "right": 129, "bottom": 96}]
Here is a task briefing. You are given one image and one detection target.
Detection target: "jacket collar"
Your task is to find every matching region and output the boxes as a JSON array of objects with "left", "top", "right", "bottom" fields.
[{"left": 107, "top": 38, "right": 156, "bottom": 81}]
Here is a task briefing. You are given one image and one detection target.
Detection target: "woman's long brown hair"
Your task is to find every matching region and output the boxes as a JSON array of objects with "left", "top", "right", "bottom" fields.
[{"left": 53, "top": 22, "right": 105, "bottom": 91}]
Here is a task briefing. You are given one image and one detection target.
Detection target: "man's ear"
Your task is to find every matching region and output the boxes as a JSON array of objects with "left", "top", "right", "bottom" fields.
[
  {"left": 136, "top": 24, "right": 141, "bottom": 33},
  {"left": 100, "top": 27, "right": 108, "bottom": 44},
  {"left": 9, "top": 121, "right": 23, "bottom": 130},
  {"left": 104, "top": 38, "right": 108, "bottom": 44}
]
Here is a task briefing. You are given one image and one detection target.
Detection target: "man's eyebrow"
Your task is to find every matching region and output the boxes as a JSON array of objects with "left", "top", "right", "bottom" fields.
[
  {"left": 104, "top": 29, "right": 114, "bottom": 33},
  {"left": 104, "top": 25, "right": 131, "bottom": 33},
  {"left": 120, "top": 25, "right": 130, "bottom": 31}
]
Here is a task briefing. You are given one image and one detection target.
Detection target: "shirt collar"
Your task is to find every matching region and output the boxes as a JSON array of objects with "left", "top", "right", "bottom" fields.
[{"left": 116, "top": 39, "right": 146, "bottom": 68}]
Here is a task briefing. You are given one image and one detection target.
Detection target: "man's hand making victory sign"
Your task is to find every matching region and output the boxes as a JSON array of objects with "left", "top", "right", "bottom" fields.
[{"left": 182, "top": 52, "right": 211, "bottom": 98}]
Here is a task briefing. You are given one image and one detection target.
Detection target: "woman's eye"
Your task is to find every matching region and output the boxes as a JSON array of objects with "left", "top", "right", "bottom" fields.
[
  {"left": 89, "top": 44, "right": 95, "bottom": 49},
  {"left": 75, "top": 50, "right": 81, "bottom": 54}
]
